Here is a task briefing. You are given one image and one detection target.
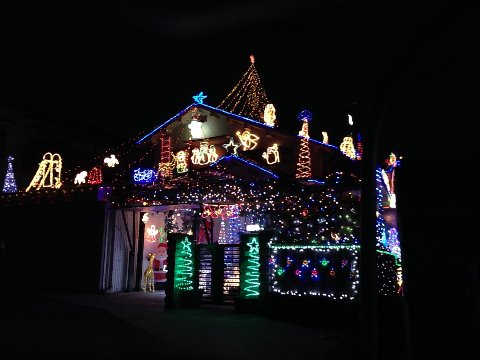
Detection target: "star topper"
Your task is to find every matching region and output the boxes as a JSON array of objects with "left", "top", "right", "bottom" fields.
[
  {"left": 222, "top": 138, "right": 241, "bottom": 155},
  {"left": 193, "top": 91, "right": 207, "bottom": 104},
  {"left": 181, "top": 238, "right": 192, "bottom": 252},
  {"left": 247, "top": 237, "right": 259, "bottom": 254}
]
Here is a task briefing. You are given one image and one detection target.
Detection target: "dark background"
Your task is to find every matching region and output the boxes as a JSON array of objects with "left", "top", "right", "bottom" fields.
[
  {"left": 1, "top": 1, "right": 479, "bottom": 358},
  {"left": 3, "top": 1, "right": 475, "bottom": 158}
]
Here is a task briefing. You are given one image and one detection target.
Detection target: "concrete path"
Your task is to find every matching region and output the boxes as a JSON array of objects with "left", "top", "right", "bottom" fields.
[{"left": 1, "top": 290, "right": 347, "bottom": 359}]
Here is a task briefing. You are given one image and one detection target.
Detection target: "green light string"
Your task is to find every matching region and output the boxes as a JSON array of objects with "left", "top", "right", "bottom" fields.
[
  {"left": 174, "top": 237, "right": 194, "bottom": 291},
  {"left": 244, "top": 237, "right": 260, "bottom": 298}
]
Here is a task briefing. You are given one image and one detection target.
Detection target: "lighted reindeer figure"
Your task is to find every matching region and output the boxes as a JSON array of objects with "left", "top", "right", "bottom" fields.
[{"left": 142, "top": 253, "right": 155, "bottom": 292}]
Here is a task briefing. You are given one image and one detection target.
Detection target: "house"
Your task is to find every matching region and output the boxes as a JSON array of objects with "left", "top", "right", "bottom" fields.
[{"left": 0, "top": 59, "right": 401, "bottom": 310}]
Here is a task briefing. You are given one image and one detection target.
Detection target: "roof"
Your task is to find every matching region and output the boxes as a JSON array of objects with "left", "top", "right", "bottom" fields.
[{"left": 134, "top": 98, "right": 357, "bottom": 181}]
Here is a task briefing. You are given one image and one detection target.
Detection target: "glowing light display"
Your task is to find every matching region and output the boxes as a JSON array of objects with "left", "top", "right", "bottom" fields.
[
  {"left": 87, "top": 167, "right": 102, "bottom": 185},
  {"left": 339, "top": 136, "right": 357, "bottom": 160},
  {"left": 322, "top": 131, "right": 329, "bottom": 144},
  {"left": 262, "top": 143, "right": 280, "bottom": 164},
  {"left": 133, "top": 168, "right": 157, "bottom": 183},
  {"left": 158, "top": 132, "right": 174, "bottom": 180},
  {"left": 26, "top": 152, "right": 63, "bottom": 192},
  {"left": 192, "top": 91, "right": 207, "bottom": 104},
  {"left": 104, "top": 154, "right": 119, "bottom": 167},
  {"left": 217, "top": 55, "right": 270, "bottom": 121},
  {"left": 236, "top": 130, "right": 259, "bottom": 150},
  {"left": 74, "top": 171, "right": 88, "bottom": 185},
  {"left": 142, "top": 213, "right": 149, "bottom": 224},
  {"left": 173, "top": 150, "right": 188, "bottom": 173},
  {"left": 296, "top": 110, "right": 312, "bottom": 179},
  {"left": 263, "top": 103, "right": 276, "bottom": 127},
  {"left": 188, "top": 120, "right": 203, "bottom": 139},
  {"left": 240, "top": 235, "right": 261, "bottom": 299},
  {"left": 270, "top": 244, "right": 360, "bottom": 300},
  {"left": 222, "top": 138, "right": 241, "bottom": 155},
  {"left": 201, "top": 203, "right": 242, "bottom": 219},
  {"left": 191, "top": 142, "right": 218, "bottom": 165},
  {"left": 174, "top": 236, "right": 194, "bottom": 291},
  {"left": 2, "top": 156, "right": 18, "bottom": 193},
  {"left": 146, "top": 224, "right": 159, "bottom": 243}
]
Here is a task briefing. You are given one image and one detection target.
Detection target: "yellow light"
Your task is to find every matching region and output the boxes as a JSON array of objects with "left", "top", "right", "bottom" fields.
[
  {"left": 191, "top": 141, "right": 218, "bottom": 165},
  {"left": 236, "top": 130, "right": 259, "bottom": 150},
  {"left": 339, "top": 136, "right": 357, "bottom": 160},
  {"left": 262, "top": 143, "right": 280, "bottom": 164},
  {"left": 26, "top": 152, "right": 63, "bottom": 192},
  {"left": 263, "top": 104, "right": 276, "bottom": 127},
  {"left": 322, "top": 131, "right": 329, "bottom": 144},
  {"left": 173, "top": 150, "right": 188, "bottom": 173}
]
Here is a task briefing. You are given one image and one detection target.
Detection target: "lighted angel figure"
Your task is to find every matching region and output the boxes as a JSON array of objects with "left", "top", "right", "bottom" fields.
[
  {"left": 262, "top": 143, "right": 280, "bottom": 164},
  {"left": 74, "top": 171, "right": 88, "bottom": 185},
  {"left": 146, "top": 224, "right": 159, "bottom": 243},
  {"left": 104, "top": 154, "right": 119, "bottom": 167},
  {"left": 263, "top": 103, "right": 276, "bottom": 127},
  {"left": 339, "top": 136, "right": 356, "bottom": 159},
  {"left": 236, "top": 130, "right": 259, "bottom": 150}
]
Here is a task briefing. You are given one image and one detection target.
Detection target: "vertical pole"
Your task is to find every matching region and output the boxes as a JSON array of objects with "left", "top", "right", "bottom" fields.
[
  {"left": 359, "top": 103, "right": 379, "bottom": 360},
  {"left": 136, "top": 212, "right": 146, "bottom": 291}
]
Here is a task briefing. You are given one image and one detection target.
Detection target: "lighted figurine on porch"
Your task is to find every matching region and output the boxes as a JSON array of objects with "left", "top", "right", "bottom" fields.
[{"left": 143, "top": 253, "right": 155, "bottom": 292}]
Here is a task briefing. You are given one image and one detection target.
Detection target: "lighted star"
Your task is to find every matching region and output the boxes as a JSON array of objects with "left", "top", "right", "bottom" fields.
[
  {"left": 247, "top": 238, "right": 259, "bottom": 254},
  {"left": 222, "top": 138, "right": 241, "bottom": 155},
  {"left": 7, "top": 156, "right": 14, "bottom": 162},
  {"left": 181, "top": 238, "right": 192, "bottom": 251},
  {"left": 193, "top": 92, "right": 207, "bottom": 104}
]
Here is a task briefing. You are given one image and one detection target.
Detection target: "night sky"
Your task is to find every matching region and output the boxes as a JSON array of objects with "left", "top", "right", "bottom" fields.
[{"left": 1, "top": 1, "right": 478, "bottom": 162}]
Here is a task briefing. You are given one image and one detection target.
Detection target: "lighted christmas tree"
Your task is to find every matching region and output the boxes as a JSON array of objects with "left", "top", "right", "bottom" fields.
[
  {"left": 296, "top": 110, "right": 313, "bottom": 179},
  {"left": 218, "top": 55, "right": 272, "bottom": 123},
  {"left": 2, "top": 156, "right": 18, "bottom": 193}
]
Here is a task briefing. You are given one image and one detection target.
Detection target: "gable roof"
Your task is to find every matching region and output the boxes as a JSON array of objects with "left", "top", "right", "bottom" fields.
[{"left": 134, "top": 99, "right": 357, "bottom": 182}]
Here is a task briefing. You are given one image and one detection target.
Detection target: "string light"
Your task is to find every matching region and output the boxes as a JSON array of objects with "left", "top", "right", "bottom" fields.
[
  {"left": 103, "top": 154, "right": 119, "bottom": 167},
  {"left": 240, "top": 235, "right": 260, "bottom": 298},
  {"left": 218, "top": 55, "right": 272, "bottom": 123},
  {"left": 173, "top": 236, "right": 194, "bottom": 291},
  {"left": 262, "top": 143, "right": 280, "bottom": 164},
  {"left": 296, "top": 110, "right": 313, "bottom": 179},
  {"left": 2, "top": 156, "right": 18, "bottom": 193},
  {"left": 26, "top": 152, "right": 63, "bottom": 192},
  {"left": 339, "top": 136, "right": 357, "bottom": 160}
]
